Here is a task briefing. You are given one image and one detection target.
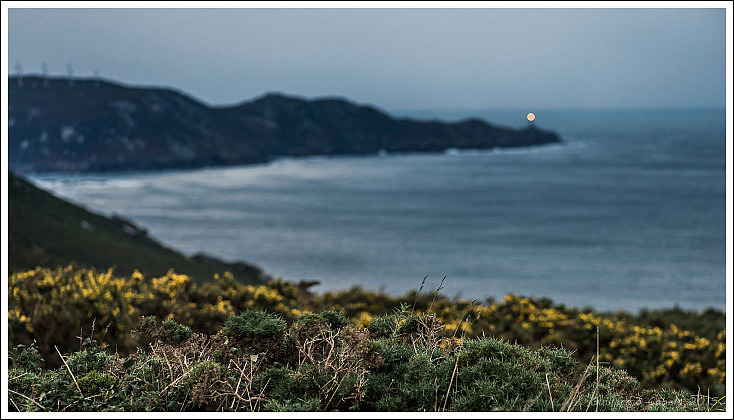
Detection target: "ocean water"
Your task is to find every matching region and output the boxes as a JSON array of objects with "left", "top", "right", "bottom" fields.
[{"left": 31, "top": 108, "right": 727, "bottom": 312}]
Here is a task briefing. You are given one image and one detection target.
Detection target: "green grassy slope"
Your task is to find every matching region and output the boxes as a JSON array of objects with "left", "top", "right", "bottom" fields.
[{"left": 8, "top": 171, "right": 268, "bottom": 284}]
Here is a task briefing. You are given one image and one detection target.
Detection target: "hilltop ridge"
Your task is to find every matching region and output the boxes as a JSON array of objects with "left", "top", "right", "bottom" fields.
[{"left": 8, "top": 76, "right": 561, "bottom": 173}]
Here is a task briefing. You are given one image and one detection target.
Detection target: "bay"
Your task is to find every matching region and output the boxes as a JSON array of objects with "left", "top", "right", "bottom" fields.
[{"left": 32, "top": 108, "right": 726, "bottom": 312}]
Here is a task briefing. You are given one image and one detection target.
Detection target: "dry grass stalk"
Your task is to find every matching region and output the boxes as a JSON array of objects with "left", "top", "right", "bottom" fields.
[
  {"left": 405, "top": 313, "right": 445, "bottom": 362},
  {"left": 596, "top": 325, "right": 600, "bottom": 412},
  {"left": 442, "top": 324, "right": 469, "bottom": 412},
  {"left": 546, "top": 373, "right": 555, "bottom": 411},
  {"left": 442, "top": 345, "right": 461, "bottom": 412},
  {"left": 294, "top": 323, "right": 369, "bottom": 410},
  {"left": 141, "top": 330, "right": 272, "bottom": 411},
  {"left": 411, "top": 275, "right": 428, "bottom": 314},
  {"left": 451, "top": 300, "right": 477, "bottom": 339},
  {"left": 560, "top": 356, "right": 594, "bottom": 412},
  {"left": 9, "top": 372, "right": 30, "bottom": 382},
  {"left": 9, "top": 388, "right": 47, "bottom": 410},
  {"left": 433, "top": 377, "right": 440, "bottom": 412},
  {"left": 584, "top": 386, "right": 598, "bottom": 412},
  {"left": 158, "top": 364, "right": 198, "bottom": 396},
  {"left": 55, "top": 345, "right": 84, "bottom": 398},
  {"left": 216, "top": 355, "right": 268, "bottom": 411},
  {"left": 427, "top": 276, "right": 446, "bottom": 313},
  {"left": 8, "top": 394, "right": 21, "bottom": 411}
]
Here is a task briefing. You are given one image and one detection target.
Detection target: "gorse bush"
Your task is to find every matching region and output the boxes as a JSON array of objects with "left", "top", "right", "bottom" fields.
[
  {"left": 8, "top": 266, "right": 726, "bottom": 399},
  {"left": 315, "top": 290, "right": 727, "bottom": 397},
  {"left": 221, "top": 311, "right": 287, "bottom": 342},
  {"left": 221, "top": 310, "right": 287, "bottom": 356},
  {"left": 9, "top": 266, "right": 302, "bottom": 365},
  {"left": 8, "top": 310, "right": 721, "bottom": 412},
  {"left": 157, "top": 318, "right": 193, "bottom": 344}
]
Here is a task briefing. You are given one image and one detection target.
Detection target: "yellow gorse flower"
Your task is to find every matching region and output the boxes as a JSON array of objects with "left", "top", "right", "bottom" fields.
[{"left": 7, "top": 268, "right": 725, "bottom": 394}]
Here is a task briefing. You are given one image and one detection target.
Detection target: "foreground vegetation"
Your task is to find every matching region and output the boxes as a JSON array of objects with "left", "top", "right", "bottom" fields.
[
  {"left": 9, "top": 308, "right": 722, "bottom": 412},
  {"left": 8, "top": 266, "right": 726, "bottom": 412}
]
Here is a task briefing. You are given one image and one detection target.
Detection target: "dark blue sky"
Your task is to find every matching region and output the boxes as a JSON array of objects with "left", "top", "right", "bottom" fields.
[{"left": 7, "top": 6, "right": 727, "bottom": 111}]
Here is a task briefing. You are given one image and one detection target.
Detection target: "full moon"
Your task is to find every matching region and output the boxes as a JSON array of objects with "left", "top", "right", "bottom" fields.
[{"left": 527, "top": 112, "right": 536, "bottom": 122}]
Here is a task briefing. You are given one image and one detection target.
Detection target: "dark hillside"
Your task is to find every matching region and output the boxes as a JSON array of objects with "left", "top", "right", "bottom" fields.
[
  {"left": 8, "top": 171, "right": 268, "bottom": 284},
  {"left": 9, "top": 76, "right": 561, "bottom": 173}
]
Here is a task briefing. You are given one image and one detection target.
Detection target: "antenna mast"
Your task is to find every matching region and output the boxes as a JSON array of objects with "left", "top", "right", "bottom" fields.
[
  {"left": 67, "top": 63, "right": 74, "bottom": 87},
  {"left": 15, "top": 63, "right": 23, "bottom": 87},
  {"left": 42, "top": 62, "right": 49, "bottom": 87}
]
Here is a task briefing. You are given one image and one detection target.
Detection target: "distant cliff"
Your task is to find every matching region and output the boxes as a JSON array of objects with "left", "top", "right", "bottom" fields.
[{"left": 8, "top": 76, "right": 561, "bottom": 173}]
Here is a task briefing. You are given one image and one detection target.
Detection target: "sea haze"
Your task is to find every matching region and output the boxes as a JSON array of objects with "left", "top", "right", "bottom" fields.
[{"left": 32, "top": 109, "right": 726, "bottom": 312}]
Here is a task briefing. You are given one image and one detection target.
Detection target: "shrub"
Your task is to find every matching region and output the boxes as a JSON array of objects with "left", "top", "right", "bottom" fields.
[
  {"left": 8, "top": 266, "right": 725, "bottom": 397},
  {"left": 221, "top": 311, "right": 287, "bottom": 355},
  {"left": 158, "top": 319, "right": 193, "bottom": 345},
  {"left": 8, "top": 307, "right": 723, "bottom": 412}
]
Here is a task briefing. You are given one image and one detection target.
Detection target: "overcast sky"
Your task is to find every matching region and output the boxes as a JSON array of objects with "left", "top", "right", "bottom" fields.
[{"left": 7, "top": 6, "right": 727, "bottom": 111}]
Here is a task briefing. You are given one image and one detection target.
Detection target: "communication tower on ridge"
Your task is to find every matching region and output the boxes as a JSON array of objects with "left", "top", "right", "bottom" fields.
[
  {"left": 67, "top": 63, "right": 74, "bottom": 87},
  {"left": 15, "top": 63, "right": 22, "bottom": 87},
  {"left": 42, "top": 62, "right": 49, "bottom": 87}
]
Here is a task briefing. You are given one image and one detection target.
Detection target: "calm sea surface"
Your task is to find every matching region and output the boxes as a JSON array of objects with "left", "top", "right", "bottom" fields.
[{"left": 31, "top": 109, "right": 726, "bottom": 312}]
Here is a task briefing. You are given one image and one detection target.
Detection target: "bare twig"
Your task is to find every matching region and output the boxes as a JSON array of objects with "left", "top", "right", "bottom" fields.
[
  {"left": 545, "top": 373, "right": 554, "bottom": 411},
  {"left": 8, "top": 388, "right": 46, "bottom": 410},
  {"left": 442, "top": 341, "right": 463, "bottom": 411},
  {"left": 560, "top": 357, "right": 594, "bottom": 412},
  {"left": 77, "top": 326, "right": 83, "bottom": 351},
  {"left": 709, "top": 395, "right": 726, "bottom": 412},
  {"left": 255, "top": 377, "right": 271, "bottom": 411},
  {"left": 9, "top": 395, "right": 21, "bottom": 411},
  {"left": 158, "top": 365, "right": 198, "bottom": 395},
  {"left": 585, "top": 386, "right": 597, "bottom": 412},
  {"left": 9, "top": 372, "right": 30, "bottom": 382},
  {"left": 433, "top": 377, "right": 439, "bottom": 412},
  {"left": 596, "top": 325, "right": 600, "bottom": 412},
  {"left": 231, "top": 362, "right": 247, "bottom": 410},
  {"left": 55, "top": 345, "right": 84, "bottom": 398}
]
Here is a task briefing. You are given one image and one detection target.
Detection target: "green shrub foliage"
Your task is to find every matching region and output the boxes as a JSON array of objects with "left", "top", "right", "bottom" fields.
[
  {"left": 8, "top": 266, "right": 726, "bottom": 411},
  {"left": 8, "top": 309, "right": 721, "bottom": 412}
]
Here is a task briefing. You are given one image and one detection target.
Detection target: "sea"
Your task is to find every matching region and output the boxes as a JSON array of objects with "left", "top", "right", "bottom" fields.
[{"left": 30, "top": 108, "right": 727, "bottom": 313}]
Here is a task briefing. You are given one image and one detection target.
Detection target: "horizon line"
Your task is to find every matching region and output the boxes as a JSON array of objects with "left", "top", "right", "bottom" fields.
[{"left": 8, "top": 74, "right": 726, "bottom": 112}]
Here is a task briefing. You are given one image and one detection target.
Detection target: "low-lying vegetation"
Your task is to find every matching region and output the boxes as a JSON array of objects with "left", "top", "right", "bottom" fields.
[
  {"left": 8, "top": 266, "right": 727, "bottom": 411},
  {"left": 9, "top": 309, "right": 720, "bottom": 412}
]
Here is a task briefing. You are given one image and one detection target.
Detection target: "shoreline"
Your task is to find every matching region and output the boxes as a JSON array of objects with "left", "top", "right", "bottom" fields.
[
  {"left": 16, "top": 136, "right": 567, "bottom": 178},
  {"left": 21, "top": 136, "right": 725, "bottom": 315}
]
